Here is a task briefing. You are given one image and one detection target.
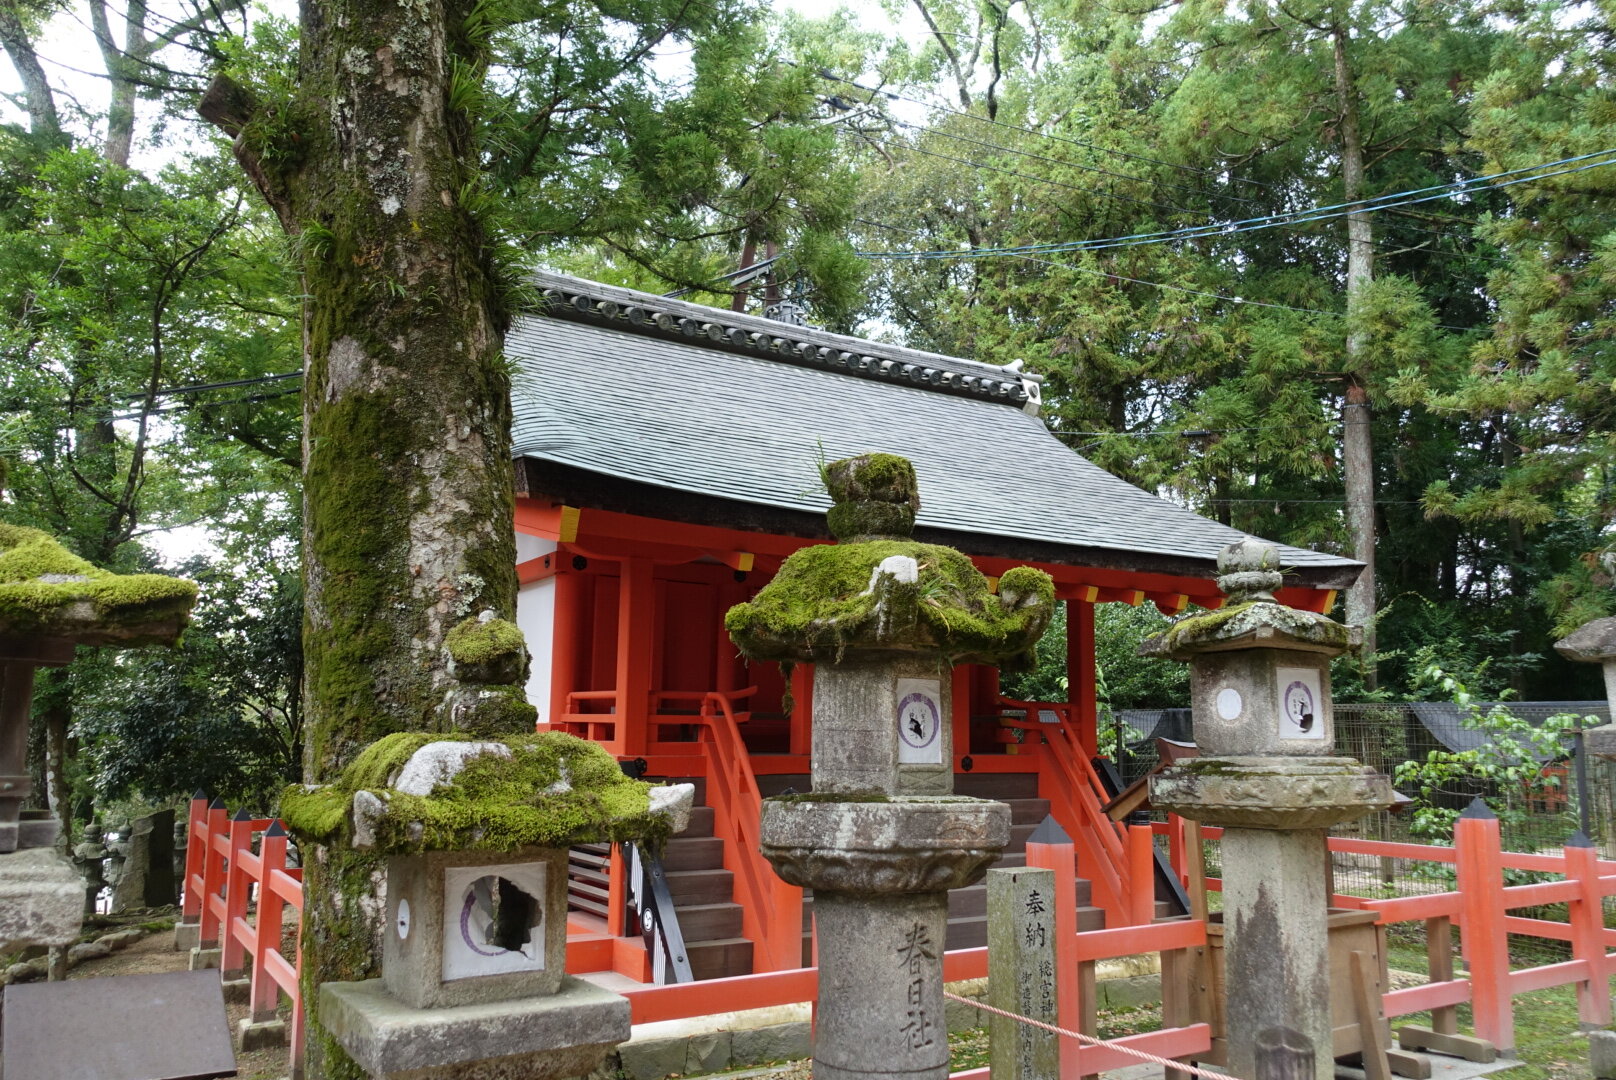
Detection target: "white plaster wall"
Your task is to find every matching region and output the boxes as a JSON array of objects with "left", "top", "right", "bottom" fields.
[{"left": 515, "top": 533, "right": 558, "bottom": 720}]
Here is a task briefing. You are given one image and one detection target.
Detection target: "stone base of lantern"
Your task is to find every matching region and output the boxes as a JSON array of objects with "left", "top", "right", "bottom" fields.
[
  {"left": 760, "top": 797, "right": 1010, "bottom": 893},
  {"left": 320, "top": 974, "right": 630, "bottom": 1080},
  {"left": 0, "top": 847, "right": 85, "bottom": 954},
  {"left": 814, "top": 890, "right": 951, "bottom": 1080}
]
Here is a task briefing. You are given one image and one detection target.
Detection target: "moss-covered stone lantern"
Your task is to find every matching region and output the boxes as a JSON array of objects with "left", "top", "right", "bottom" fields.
[
  {"left": 727, "top": 453, "right": 1055, "bottom": 1080},
  {"left": 0, "top": 522, "right": 195, "bottom": 965},
  {"left": 1142, "top": 540, "right": 1392, "bottom": 1080},
  {"left": 282, "top": 731, "right": 692, "bottom": 1080}
]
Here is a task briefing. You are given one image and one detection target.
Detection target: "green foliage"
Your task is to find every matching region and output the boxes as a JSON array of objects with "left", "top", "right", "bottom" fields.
[
  {"left": 1000, "top": 601, "right": 1191, "bottom": 710},
  {"left": 73, "top": 550, "right": 304, "bottom": 811},
  {"left": 1392, "top": 664, "right": 1586, "bottom": 841}
]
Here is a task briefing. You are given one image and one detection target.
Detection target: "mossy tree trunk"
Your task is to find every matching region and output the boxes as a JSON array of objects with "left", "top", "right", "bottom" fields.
[{"left": 201, "top": 2, "right": 528, "bottom": 1074}]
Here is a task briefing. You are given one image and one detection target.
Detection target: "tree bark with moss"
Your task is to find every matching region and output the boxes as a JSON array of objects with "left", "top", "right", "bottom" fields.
[{"left": 199, "top": 4, "right": 532, "bottom": 1074}]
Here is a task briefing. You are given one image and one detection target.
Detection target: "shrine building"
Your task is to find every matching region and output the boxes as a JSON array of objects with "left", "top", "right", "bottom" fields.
[{"left": 507, "top": 270, "right": 1362, "bottom": 985}]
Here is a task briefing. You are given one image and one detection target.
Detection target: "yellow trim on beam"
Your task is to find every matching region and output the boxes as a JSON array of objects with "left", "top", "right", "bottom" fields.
[
  {"left": 1073, "top": 585, "right": 1099, "bottom": 603},
  {"left": 986, "top": 576, "right": 1000, "bottom": 593},
  {"left": 1319, "top": 589, "right": 1338, "bottom": 614},
  {"left": 557, "top": 505, "right": 581, "bottom": 544},
  {"left": 735, "top": 552, "right": 755, "bottom": 573}
]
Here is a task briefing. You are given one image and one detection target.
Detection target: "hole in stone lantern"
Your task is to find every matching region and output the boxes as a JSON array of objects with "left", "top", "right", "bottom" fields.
[{"left": 461, "top": 875, "right": 541, "bottom": 958}]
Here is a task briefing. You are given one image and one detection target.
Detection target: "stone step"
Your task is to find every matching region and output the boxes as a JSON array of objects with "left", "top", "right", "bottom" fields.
[
  {"left": 1002, "top": 798, "right": 1053, "bottom": 824},
  {"left": 1007, "top": 822, "right": 1037, "bottom": 851},
  {"left": 672, "top": 901, "right": 744, "bottom": 942},
  {"left": 687, "top": 936, "right": 754, "bottom": 981},
  {"left": 661, "top": 835, "right": 725, "bottom": 872},
  {"left": 954, "top": 772, "right": 1041, "bottom": 800},
  {"left": 665, "top": 868, "right": 735, "bottom": 905},
  {"left": 675, "top": 806, "right": 715, "bottom": 838},
  {"left": 755, "top": 774, "right": 812, "bottom": 797}
]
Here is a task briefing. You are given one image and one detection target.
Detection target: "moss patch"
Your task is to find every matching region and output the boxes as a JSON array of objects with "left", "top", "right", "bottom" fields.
[
  {"left": 726, "top": 539, "right": 1054, "bottom": 664},
  {"left": 1143, "top": 600, "right": 1355, "bottom": 658},
  {"left": 279, "top": 730, "right": 670, "bottom": 854},
  {"left": 445, "top": 616, "right": 524, "bottom": 664},
  {"left": 0, "top": 523, "right": 195, "bottom": 642}
]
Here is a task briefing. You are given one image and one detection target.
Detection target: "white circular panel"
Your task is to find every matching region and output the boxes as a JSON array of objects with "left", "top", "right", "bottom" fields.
[
  {"left": 1215, "top": 688, "right": 1243, "bottom": 721},
  {"left": 397, "top": 898, "right": 412, "bottom": 940}
]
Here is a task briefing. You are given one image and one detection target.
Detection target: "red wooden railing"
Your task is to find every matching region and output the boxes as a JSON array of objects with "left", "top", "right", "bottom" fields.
[
  {"left": 178, "top": 794, "right": 305, "bottom": 1068},
  {"left": 1158, "top": 809, "right": 1616, "bottom": 1054},
  {"left": 689, "top": 688, "right": 804, "bottom": 973}
]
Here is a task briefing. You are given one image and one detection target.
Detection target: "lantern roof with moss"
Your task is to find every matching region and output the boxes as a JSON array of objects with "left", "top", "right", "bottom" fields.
[
  {"left": 0, "top": 522, "right": 196, "bottom": 648},
  {"left": 1139, "top": 539, "right": 1359, "bottom": 660},
  {"left": 725, "top": 454, "right": 1056, "bottom": 665},
  {"left": 279, "top": 731, "right": 691, "bottom": 855}
]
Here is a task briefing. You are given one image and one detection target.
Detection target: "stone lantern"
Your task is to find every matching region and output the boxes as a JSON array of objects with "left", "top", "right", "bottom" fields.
[
  {"left": 282, "top": 731, "right": 692, "bottom": 1080},
  {"left": 1554, "top": 617, "right": 1616, "bottom": 761},
  {"left": 726, "top": 453, "right": 1056, "bottom": 1080},
  {"left": 0, "top": 521, "right": 195, "bottom": 962},
  {"left": 1143, "top": 539, "right": 1393, "bottom": 1080}
]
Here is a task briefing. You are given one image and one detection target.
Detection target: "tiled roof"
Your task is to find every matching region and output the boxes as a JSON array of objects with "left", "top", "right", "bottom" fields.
[{"left": 509, "top": 272, "right": 1361, "bottom": 585}]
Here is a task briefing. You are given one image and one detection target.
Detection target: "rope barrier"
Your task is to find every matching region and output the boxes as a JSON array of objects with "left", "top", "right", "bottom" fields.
[{"left": 941, "top": 991, "right": 1235, "bottom": 1080}]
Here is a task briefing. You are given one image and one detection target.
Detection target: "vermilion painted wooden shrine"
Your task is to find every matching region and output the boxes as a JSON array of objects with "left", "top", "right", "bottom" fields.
[{"left": 503, "top": 271, "right": 1362, "bottom": 984}]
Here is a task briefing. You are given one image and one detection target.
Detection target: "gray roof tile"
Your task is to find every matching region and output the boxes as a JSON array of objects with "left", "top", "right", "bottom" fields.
[{"left": 508, "top": 274, "right": 1360, "bottom": 583}]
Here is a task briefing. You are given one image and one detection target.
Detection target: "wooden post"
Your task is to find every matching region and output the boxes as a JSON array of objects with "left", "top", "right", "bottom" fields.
[
  {"left": 180, "top": 791, "right": 208, "bottom": 925},
  {"left": 220, "top": 809, "right": 254, "bottom": 980},
  {"left": 616, "top": 557, "right": 655, "bottom": 757},
  {"left": 1255, "top": 1027, "right": 1314, "bottom": 1080},
  {"left": 1026, "top": 817, "right": 1082, "bottom": 1080},
  {"left": 790, "top": 662, "right": 813, "bottom": 758},
  {"left": 548, "top": 564, "right": 581, "bottom": 731},
  {"left": 1128, "top": 824, "right": 1155, "bottom": 926},
  {"left": 197, "top": 798, "right": 228, "bottom": 949},
  {"left": 250, "top": 822, "right": 289, "bottom": 1024},
  {"left": 988, "top": 867, "right": 1059, "bottom": 1080},
  {"left": 1565, "top": 831, "right": 1613, "bottom": 1029},
  {"left": 1426, "top": 916, "right": 1457, "bottom": 1035},
  {"left": 1067, "top": 600, "right": 1098, "bottom": 759},
  {"left": 1455, "top": 800, "right": 1513, "bottom": 1054}
]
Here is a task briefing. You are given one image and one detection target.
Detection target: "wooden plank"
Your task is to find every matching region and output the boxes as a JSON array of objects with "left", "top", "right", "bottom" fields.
[
  {"left": 1425, "top": 917, "right": 1456, "bottom": 1035},
  {"left": 1381, "top": 979, "right": 1470, "bottom": 1017},
  {"left": 1350, "top": 949, "right": 1393, "bottom": 1080},
  {"left": 1395, "top": 1026, "right": 1497, "bottom": 1064}
]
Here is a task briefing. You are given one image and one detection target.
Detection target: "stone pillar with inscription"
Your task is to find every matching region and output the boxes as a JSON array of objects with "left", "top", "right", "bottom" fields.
[
  {"left": 987, "top": 866, "right": 1058, "bottom": 1080},
  {"left": 727, "top": 453, "right": 1056, "bottom": 1080},
  {"left": 1144, "top": 540, "right": 1393, "bottom": 1080}
]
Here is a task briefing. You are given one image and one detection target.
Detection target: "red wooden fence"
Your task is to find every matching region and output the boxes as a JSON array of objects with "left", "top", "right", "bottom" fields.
[
  {"left": 182, "top": 793, "right": 1614, "bottom": 1078},
  {"left": 178, "top": 795, "right": 305, "bottom": 1067}
]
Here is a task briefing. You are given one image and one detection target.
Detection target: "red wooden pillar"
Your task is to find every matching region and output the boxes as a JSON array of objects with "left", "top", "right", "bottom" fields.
[
  {"left": 1027, "top": 818, "right": 1082, "bottom": 1080},
  {"left": 180, "top": 791, "right": 208, "bottom": 925},
  {"left": 548, "top": 565, "right": 582, "bottom": 732},
  {"left": 1455, "top": 801, "right": 1513, "bottom": 1054},
  {"left": 789, "top": 663, "right": 813, "bottom": 757},
  {"left": 951, "top": 666, "right": 970, "bottom": 768},
  {"left": 1128, "top": 824, "right": 1156, "bottom": 926},
  {"left": 197, "top": 797, "right": 229, "bottom": 949},
  {"left": 1565, "top": 832, "right": 1613, "bottom": 1028},
  {"left": 220, "top": 809, "right": 255, "bottom": 979},
  {"left": 250, "top": 822, "right": 288, "bottom": 1024},
  {"left": 616, "top": 557, "right": 655, "bottom": 757},
  {"left": 1068, "top": 600, "right": 1098, "bottom": 758}
]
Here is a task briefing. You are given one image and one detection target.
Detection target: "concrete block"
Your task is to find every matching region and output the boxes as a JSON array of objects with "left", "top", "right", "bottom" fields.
[
  {"left": 222, "top": 977, "right": 251, "bottom": 1004},
  {"left": 684, "top": 1030, "right": 732, "bottom": 1074},
  {"left": 189, "top": 946, "right": 221, "bottom": 970},
  {"left": 174, "top": 920, "right": 200, "bottom": 951},
  {"left": 1590, "top": 1030, "right": 1616, "bottom": 1079},
  {"left": 1098, "top": 973, "right": 1162, "bottom": 1011},
  {"left": 238, "top": 1016, "right": 288, "bottom": 1052},
  {"left": 320, "top": 975, "right": 629, "bottom": 1080},
  {"left": 730, "top": 1021, "right": 811, "bottom": 1065},
  {"left": 617, "top": 1036, "right": 689, "bottom": 1080}
]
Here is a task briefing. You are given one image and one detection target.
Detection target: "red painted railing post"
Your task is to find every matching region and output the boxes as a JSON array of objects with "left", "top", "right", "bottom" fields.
[
  {"left": 1128, "top": 824, "right": 1155, "bottom": 926},
  {"left": 221, "top": 808, "right": 255, "bottom": 980},
  {"left": 180, "top": 790, "right": 208, "bottom": 925},
  {"left": 1027, "top": 816, "right": 1082, "bottom": 1079},
  {"left": 1564, "top": 831, "right": 1612, "bottom": 1029},
  {"left": 1455, "top": 800, "right": 1513, "bottom": 1054},
  {"left": 251, "top": 822, "right": 289, "bottom": 1024},
  {"left": 197, "top": 797, "right": 229, "bottom": 949}
]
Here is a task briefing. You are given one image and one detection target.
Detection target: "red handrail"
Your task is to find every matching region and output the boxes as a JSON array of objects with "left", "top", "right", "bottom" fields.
[{"left": 691, "top": 689, "right": 803, "bottom": 973}]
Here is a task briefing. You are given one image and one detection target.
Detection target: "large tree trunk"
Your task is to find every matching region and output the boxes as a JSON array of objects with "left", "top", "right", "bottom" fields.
[
  {"left": 1334, "top": 25, "right": 1378, "bottom": 687},
  {"left": 203, "top": 0, "right": 526, "bottom": 1072}
]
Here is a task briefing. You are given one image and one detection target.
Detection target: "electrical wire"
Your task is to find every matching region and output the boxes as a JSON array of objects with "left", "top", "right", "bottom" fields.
[{"left": 858, "top": 150, "right": 1616, "bottom": 261}]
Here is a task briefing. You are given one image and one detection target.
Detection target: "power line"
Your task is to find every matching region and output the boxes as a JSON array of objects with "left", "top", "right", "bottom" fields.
[{"left": 858, "top": 150, "right": 1616, "bottom": 261}]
